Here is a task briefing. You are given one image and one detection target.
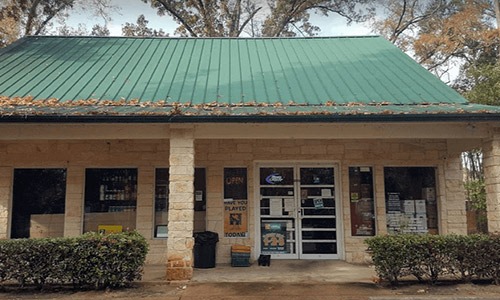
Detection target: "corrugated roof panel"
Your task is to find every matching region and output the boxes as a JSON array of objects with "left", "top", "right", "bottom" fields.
[
  {"left": 159, "top": 39, "right": 187, "bottom": 101},
  {"left": 275, "top": 39, "right": 308, "bottom": 103},
  {"left": 361, "top": 40, "right": 412, "bottom": 103},
  {"left": 56, "top": 38, "right": 118, "bottom": 101},
  {"left": 202, "top": 39, "right": 222, "bottom": 103},
  {"left": 106, "top": 38, "right": 151, "bottom": 100},
  {"left": 74, "top": 38, "right": 130, "bottom": 100},
  {"left": 218, "top": 39, "right": 232, "bottom": 104},
  {"left": 144, "top": 38, "right": 175, "bottom": 102},
  {"left": 251, "top": 40, "right": 273, "bottom": 104},
  {"left": 1, "top": 37, "right": 68, "bottom": 97},
  {"left": 189, "top": 39, "right": 210, "bottom": 104},
  {"left": 29, "top": 38, "right": 93, "bottom": 100},
  {"left": 229, "top": 39, "right": 243, "bottom": 103},
  {"left": 294, "top": 39, "right": 335, "bottom": 104},
  {"left": 319, "top": 38, "right": 372, "bottom": 103},
  {"left": 371, "top": 38, "right": 431, "bottom": 103},
  {"left": 123, "top": 38, "right": 163, "bottom": 100},
  {"left": 238, "top": 39, "right": 257, "bottom": 103},
  {"left": 0, "top": 35, "right": 479, "bottom": 115}
]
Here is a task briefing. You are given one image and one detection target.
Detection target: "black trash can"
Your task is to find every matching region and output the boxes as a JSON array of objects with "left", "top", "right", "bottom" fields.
[{"left": 193, "top": 231, "right": 219, "bottom": 268}]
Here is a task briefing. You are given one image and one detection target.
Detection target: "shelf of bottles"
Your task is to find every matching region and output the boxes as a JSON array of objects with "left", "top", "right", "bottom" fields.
[{"left": 99, "top": 171, "right": 137, "bottom": 202}]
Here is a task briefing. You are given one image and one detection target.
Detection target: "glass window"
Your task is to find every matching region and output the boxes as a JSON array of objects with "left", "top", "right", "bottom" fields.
[
  {"left": 384, "top": 167, "right": 438, "bottom": 234},
  {"left": 11, "top": 169, "right": 67, "bottom": 239},
  {"left": 154, "top": 168, "right": 169, "bottom": 238},
  {"left": 349, "top": 167, "right": 375, "bottom": 236},
  {"left": 84, "top": 168, "right": 137, "bottom": 233},
  {"left": 260, "top": 167, "right": 294, "bottom": 186},
  {"left": 154, "top": 168, "right": 206, "bottom": 238},
  {"left": 224, "top": 168, "right": 247, "bottom": 200}
]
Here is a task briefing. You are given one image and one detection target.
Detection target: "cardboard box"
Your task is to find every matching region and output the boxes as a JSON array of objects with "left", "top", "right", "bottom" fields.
[
  {"left": 422, "top": 187, "right": 436, "bottom": 201},
  {"left": 232, "top": 244, "right": 251, "bottom": 253},
  {"left": 403, "top": 200, "right": 415, "bottom": 213},
  {"left": 415, "top": 200, "right": 426, "bottom": 214}
]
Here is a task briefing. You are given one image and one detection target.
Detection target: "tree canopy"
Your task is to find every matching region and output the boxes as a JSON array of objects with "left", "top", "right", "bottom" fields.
[
  {"left": 0, "top": 0, "right": 112, "bottom": 47},
  {"left": 122, "top": 14, "right": 166, "bottom": 37},
  {"left": 142, "top": 0, "right": 373, "bottom": 37},
  {"left": 372, "top": 0, "right": 499, "bottom": 78}
]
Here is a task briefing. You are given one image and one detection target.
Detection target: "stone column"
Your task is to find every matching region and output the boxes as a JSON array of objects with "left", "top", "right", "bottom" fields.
[
  {"left": 166, "top": 126, "right": 195, "bottom": 281},
  {"left": 442, "top": 154, "right": 467, "bottom": 234},
  {"left": 484, "top": 130, "right": 500, "bottom": 234},
  {"left": 64, "top": 166, "right": 84, "bottom": 237},
  {"left": 0, "top": 167, "right": 12, "bottom": 239}
]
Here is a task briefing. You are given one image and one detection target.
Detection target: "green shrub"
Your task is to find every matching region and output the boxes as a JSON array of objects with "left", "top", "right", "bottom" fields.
[
  {"left": 365, "top": 234, "right": 500, "bottom": 285},
  {"left": 0, "top": 231, "right": 148, "bottom": 290},
  {"left": 68, "top": 231, "right": 149, "bottom": 289},
  {"left": 364, "top": 235, "right": 414, "bottom": 285}
]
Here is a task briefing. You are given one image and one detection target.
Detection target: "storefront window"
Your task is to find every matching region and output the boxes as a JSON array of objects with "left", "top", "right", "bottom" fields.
[
  {"left": 11, "top": 169, "right": 67, "bottom": 239},
  {"left": 84, "top": 168, "right": 137, "bottom": 233},
  {"left": 384, "top": 167, "right": 438, "bottom": 234},
  {"left": 349, "top": 167, "right": 375, "bottom": 236},
  {"left": 154, "top": 168, "right": 206, "bottom": 238}
]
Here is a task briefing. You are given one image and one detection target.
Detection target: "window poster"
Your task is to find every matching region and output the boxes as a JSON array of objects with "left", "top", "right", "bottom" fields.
[
  {"left": 223, "top": 168, "right": 248, "bottom": 238},
  {"left": 261, "top": 221, "right": 287, "bottom": 253},
  {"left": 349, "top": 167, "right": 375, "bottom": 236},
  {"left": 224, "top": 199, "right": 248, "bottom": 238},
  {"left": 387, "top": 193, "right": 401, "bottom": 212}
]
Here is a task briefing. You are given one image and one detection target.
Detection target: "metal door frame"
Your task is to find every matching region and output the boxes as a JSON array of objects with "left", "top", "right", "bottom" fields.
[{"left": 254, "top": 161, "right": 342, "bottom": 260}]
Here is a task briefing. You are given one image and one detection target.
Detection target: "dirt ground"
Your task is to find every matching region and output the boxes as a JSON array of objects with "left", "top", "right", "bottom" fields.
[{"left": 1, "top": 281, "right": 500, "bottom": 300}]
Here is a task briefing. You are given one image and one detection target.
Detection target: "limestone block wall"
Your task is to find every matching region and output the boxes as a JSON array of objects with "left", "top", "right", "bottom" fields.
[
  {"left": 0, "top": 137, "right": 468, "bottom": 265},
  {"left": 195, "top": 138, "right": 466, "bottom": 263},
  {"left": 0, "top": 139, "right": 170, "bottom": 263}
]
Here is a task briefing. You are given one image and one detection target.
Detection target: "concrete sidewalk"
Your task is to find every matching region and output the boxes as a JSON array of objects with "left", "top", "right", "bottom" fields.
[
  {"left": 1, "top": 262, "right": 500, "bottom": 300},
  {"left": 143, "top": 260, "right": 377, "bottom": 283},
  {"left": 140, "top": 261, "right": 500, "bottom": 300}
]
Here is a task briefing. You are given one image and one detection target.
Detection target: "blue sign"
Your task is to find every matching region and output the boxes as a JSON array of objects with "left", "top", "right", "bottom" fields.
[{"left": 265, "top": 173, "right": 284, "bottom": 185}]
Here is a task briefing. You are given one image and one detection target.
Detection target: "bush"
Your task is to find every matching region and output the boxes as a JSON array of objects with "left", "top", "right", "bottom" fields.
[
  {"left": 0, "top": 231, "right": 148, "bottom": 289},
  {"left": 365, "top": 234, "right": 500, "bottom": 285}
]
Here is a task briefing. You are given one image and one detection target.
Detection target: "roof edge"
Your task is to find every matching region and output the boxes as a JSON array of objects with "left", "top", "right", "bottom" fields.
[
  {"left": 1, "top": 113, "right": 499, "bottom": 124},
  {"left": 25, "top": 35, "right": 381, "bottom": 40}
]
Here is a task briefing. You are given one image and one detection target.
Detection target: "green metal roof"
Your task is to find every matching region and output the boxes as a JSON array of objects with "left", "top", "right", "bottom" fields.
[{"left": 0, "top": 35, "right": 499, "bottom": 121}]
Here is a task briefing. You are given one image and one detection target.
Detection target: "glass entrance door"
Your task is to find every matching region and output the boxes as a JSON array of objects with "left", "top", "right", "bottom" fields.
[
  {"left": 259, "top": 165, "right": 339, "bottom": 259},
  {"left": 298, "top": 167, "right": 338, "bottom": 259}
]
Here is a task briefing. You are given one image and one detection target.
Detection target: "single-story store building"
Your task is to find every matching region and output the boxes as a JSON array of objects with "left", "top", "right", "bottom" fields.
[{"left": 0, "top": 36, "right": 499, "bottom": 281}]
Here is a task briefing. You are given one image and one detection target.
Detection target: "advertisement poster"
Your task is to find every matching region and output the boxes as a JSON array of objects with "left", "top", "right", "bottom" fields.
[
  {"left": 261, "top": 221, "right": 287, "bottom": 253},
  {"left": 224, "top": 199, "right": 248, "bottom": 238}
]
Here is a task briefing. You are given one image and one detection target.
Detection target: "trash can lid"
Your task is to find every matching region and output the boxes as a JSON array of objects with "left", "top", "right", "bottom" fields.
[{"left": 194, "top": 231, "right": 219, "bottom": 244}]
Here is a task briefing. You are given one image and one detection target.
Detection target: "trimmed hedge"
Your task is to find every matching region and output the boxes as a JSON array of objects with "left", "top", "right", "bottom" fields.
[
  {"left": 365, "top": 234, "right": 500, "bottom": 285},
  {"left": 0, "top": 231, "right": 148, "bottom": 289}
]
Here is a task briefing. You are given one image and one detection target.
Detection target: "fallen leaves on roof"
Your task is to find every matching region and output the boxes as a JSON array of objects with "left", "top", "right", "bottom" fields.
[{"left": 0, "top": 95, "right": 499, "bottom": 117}]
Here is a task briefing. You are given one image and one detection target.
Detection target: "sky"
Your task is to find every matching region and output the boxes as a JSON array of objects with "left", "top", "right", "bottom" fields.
[{"left": 66, "top": 0, "right": 374, "bottom": 37}]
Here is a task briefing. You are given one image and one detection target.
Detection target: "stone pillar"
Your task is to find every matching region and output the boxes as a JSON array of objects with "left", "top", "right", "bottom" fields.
[
  {"left": 484, "top": 131, "right": 500, "bottom": 234},
  {"left": 166, "top": 126, "right": 195, "bottom": 281},
  {"left": 442, "top": 154, "right": 467, "bottom": 234},
  {"left": 0, "top": 167, "right": 12, "bottom": 239},
  {"left": 64, "top": 166, "right": 84, "bottom": 236}
]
